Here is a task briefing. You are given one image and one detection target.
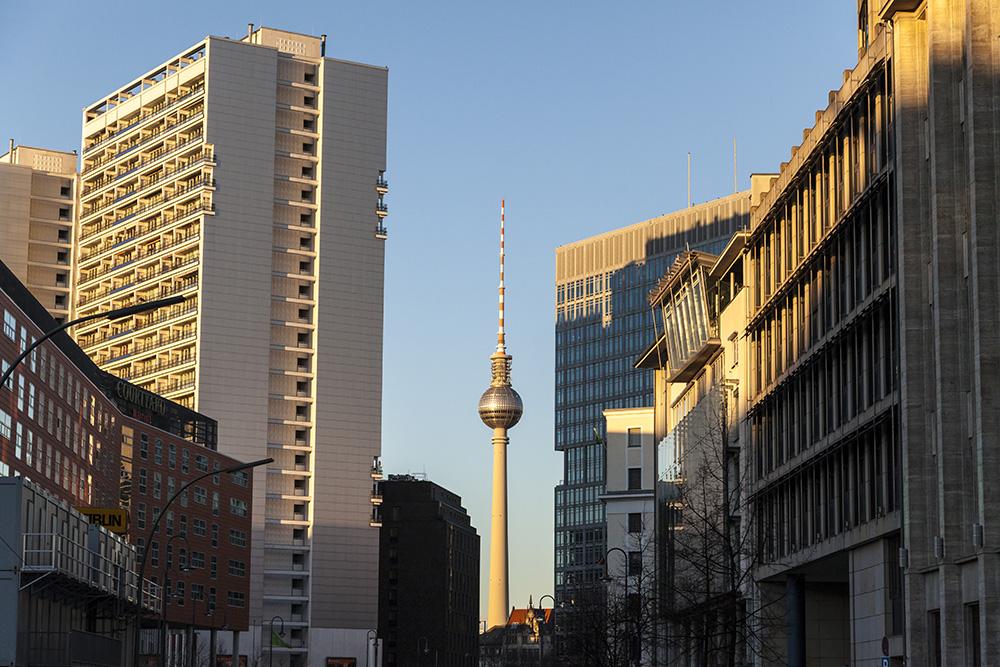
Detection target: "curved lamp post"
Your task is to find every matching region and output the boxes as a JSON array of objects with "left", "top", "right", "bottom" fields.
[
  {"left": 132, "top": 456, "right": 272, "bottom": 665},
  {"left": 268, "top": 615, "right": 285, "bottom": 667},
  {"left": 602, "top": 547, "right": 630, "bottom": 666},
  {"left": 0, "top": 295, "right": 187, "bottom": 389},
  {"left": 536, "top": 594, "right": 555, "bottom": 667}
]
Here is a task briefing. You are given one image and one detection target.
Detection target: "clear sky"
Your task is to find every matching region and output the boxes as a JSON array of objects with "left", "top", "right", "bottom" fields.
[{"left": 0, "top": 1, "right": 858, "bottom": 621}]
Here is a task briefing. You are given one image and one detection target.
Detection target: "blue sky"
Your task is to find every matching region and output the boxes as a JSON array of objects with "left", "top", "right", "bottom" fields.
[{"left": 0, "top": 1, "right": 858, "bottom": 620}]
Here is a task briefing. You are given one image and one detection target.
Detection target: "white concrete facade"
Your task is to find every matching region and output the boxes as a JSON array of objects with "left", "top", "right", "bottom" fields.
[{"left": 73, "top": 27, "right": 388, "bottom": 667}]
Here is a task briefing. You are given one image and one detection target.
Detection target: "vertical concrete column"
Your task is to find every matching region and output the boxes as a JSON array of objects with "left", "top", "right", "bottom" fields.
[
  {"left": 232, "top": 631, "right": 241, "bottom": 666},
  {"left": 890, "top": 10, "right": 932, "bottom": 666},
  {"left": 966, "top": 0, "right": 1000, "bottom": 664},
  {"left": 209, "top": 629, "right": 217, "bottom": 667},
  {"left": 786, "top": 574, "right": 806, "bottom": 667},
  {"left": 487, "top": 429, "right": 509, "bottom": 629},
  {"left": 185, "top": 626, "right": 194, "bottom": 667}
]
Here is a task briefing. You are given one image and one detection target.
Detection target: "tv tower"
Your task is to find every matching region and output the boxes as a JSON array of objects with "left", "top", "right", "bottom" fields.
[{"left": 478, "top": 199, "right": 524, "bottom": 629}]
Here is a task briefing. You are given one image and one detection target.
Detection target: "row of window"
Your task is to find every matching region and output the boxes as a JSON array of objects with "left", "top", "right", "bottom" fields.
[{"left": 754, "top": 414, "right": 900, "bottom": 563}]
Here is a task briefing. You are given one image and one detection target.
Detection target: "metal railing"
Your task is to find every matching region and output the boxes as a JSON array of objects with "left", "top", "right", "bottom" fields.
[
  {"left": 84, "top": 83, "right": 205, "bottom": 156},
  {"left": 80, "top": 177, "right": 213, "bottom": 241},
  {"left": 22, "top": 533, "right": 161, "bottom": 613}
]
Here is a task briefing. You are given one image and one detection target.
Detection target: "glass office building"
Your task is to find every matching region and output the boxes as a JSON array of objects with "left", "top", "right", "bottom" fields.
[{"left": 553, "top": 193, "right": 750, "bottom": 633}]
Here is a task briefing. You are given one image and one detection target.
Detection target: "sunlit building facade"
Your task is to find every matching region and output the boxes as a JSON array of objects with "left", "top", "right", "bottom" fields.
[
  {"left": 553, "top": 194, "right": 750, "bottom": 655},
  {"left": 72, "top": 26, "right": 388, "bottom": 666},
  {"left": 0, "top": 143, "right": 77, "bottom": 322},
  {"left": 741, "top": 2, "right": 1000, "bottom": 663}
]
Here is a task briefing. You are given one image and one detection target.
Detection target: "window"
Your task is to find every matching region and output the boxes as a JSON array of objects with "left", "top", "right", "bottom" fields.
[
  {"left": 627, "top": 550, "right": 642, "bottom": 576},
  {"left": 212, "top": 492, "right": 220, "bottom": 516},
  {"left": 211, "top": 524, "right": 219, "bottom": 547},
  {"left": 137, "top": 503, "right": 146, "bottom": 530},
  {"left": 189, "top": 551, "right": 205, "bottom": 568},
  {"left": 154, "top": 439, "right": 163, "bottom": 464},
  {"left": 195, "top": 454, "right": 208, "bottom": 472},
  {"left": 181, "top": 449, "right": 189, "bottom": 473},
  {"left": 230, "top": 497, "right": 248, "bottom": 516},
  {"left": 627, "top": 428, "right": 641, "bottom": 448},
  {"left": 965, "top": 603, "right": 981, "bottom": 667},
  {"left": 210, "top": 556, "right": 217, "bottom": 579},
  {"left": 192, "top": 518, "right": 206, "bottom": 536},
  {"left": 0, "top": 410, "right": 10, "bottom": 440},
  {"left": 60, "top": 184, "right": 71, "bottom": 197},
  {"left": 229, "top": 529, "right": 247, "bottom": 547},
  {"left": 153, "top": 472, "right": 162, "bottom": 499},
  {"left": 627, "top": 467, "right": 642, "bottom": 490},
  {"left": 139, "top": 434, "right": 148, "bottom": 459},
  {"left": 228, "top": 560, "right": 246, "bottom": 576},
  {"left": 151, "top": 541, "right": 159, "bottom": 567},
  {"left": 227, "top": 591, "right": 246, "bottom": 608},
  {"left": 627, "top": 513, "right": 642, "bottom": 534},
  {"left": 193, "top": 486, "right": 207, "bottom": 505},
  {"left": 138, "top": 469, "right": 147, "bottom": 495},
  {"left": 168, "top": 443, "right": 176, "bottom": 469},
  {"left": 231, "top": 471, "right": 249, "bottom": 487},
  {"left": 2, "top": 311, "right": 14, "bottom": 340}
]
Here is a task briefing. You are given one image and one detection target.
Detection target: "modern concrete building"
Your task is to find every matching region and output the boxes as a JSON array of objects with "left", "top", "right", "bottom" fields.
[
  {"left": 377, "top": 475, "right": 480, "bottom": 667},
  {"left": 600, "top": 406, "right": 655, "bottom": 666},
  {"left": 72, "top": 26, "right": 388, "bottom": 666},
  {"left": 0, "top": 143, "right": 77, "bottom": 322},
  {"left": 636, "top": 234, "right": 754, "bottom": 666},
  {"left": 553, "top": 194, "right": 750, "bottom": 656},
  {"left": 739, "top": 1, "right": 1000, "bottom": 664}
]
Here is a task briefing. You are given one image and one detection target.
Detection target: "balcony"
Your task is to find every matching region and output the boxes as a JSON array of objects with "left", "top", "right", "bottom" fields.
[
  {"left": 376, "top": 203, "right": 388, "bottom": 218},
  {"left": 83, "top": 83, "right": 205, "bottom": 156},
  {"left": 22, "top": 533, "right": 161, "bottom": 614},
  {"left": 376, "top": 176, "right": 389, "bottom": 194},
  {"left": 80, "top": 176, "right": 213, "bottom": 241}
]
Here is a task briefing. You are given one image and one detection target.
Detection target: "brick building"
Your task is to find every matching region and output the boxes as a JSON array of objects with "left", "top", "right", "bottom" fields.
[{"left": 0, "top": 257, "right": 252, "bottom": 663}]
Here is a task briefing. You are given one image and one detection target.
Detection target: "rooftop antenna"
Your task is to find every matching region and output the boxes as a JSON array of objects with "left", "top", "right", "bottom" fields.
[
  {"left": 687, "top": 152, "right": 692, "bottom": 208},
  {"left": 733, "top": 137, "right": 738, "bottom": 193},
  {"left": 497, "top": 199, "right": 506, "bottom": 353}
]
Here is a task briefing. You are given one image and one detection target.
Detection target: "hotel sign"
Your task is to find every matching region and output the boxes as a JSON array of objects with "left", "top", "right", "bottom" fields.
[
  {"left": 78, "top": 507, "right": 129, "bottom": 534},
  {"left": 114, "top": 379, "right": 167, "bottom": 416}
]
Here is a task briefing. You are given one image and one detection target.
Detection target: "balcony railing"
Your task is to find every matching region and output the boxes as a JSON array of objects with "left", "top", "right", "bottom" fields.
[
  {"left": 82, "top": 141, "right": 211, "bottom": 197},
  {"left": 79, "top": 299, "right": 197, "bottom": 349},
  {"left": 85, "top": 109, "right": 205, "bottom": 174},
  {"left": 79, "top": 232, "right": 200, "bottom": 287},
  {"left": 22, "top": 532, "right": 161, "bottom": 613},
  {"left": 80, "top": 177, "right": 213, "bottom": 241},
  {"left": 79, "top": 202, "right": 209, "bottom": 264},
  {"left": 77, "top": 254, "right": 199, "bottom": 306},
  {"left": 116, "top": 352, "right": 196, "bottom": 381},
  {"left": 84, "top": 83, "right": 205, "bottom": 156},
  {"left": 82, "top": 152, "right": 213, "bottom": 216}
]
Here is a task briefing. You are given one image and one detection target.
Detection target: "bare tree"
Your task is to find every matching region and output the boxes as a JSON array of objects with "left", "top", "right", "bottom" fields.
[{"left": 658, "top": 384, "right": 784, "bottom": 666}]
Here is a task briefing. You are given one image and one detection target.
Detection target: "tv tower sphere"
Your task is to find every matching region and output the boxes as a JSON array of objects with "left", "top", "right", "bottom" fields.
[{"left": 478, "top": 382, "right": 523, "bottom": 429}]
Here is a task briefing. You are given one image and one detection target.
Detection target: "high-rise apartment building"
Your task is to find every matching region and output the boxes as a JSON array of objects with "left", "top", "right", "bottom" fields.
[
  {"left": 376, "top": 475, "right": 479, "bottom": 667},
  {"left": 553, "top": 194, "right": 749, "bottom": 654},
  {"left": 72, "top": 26, "right": 388, "bottom": 665},
  {"left": 0, "top": 143, "right": 77, "bottom": 322}
]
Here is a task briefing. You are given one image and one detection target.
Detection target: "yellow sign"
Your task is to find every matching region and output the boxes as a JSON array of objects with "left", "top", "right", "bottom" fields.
[{"left": 78, "top": 507, "right": 129, "bottom": 534}]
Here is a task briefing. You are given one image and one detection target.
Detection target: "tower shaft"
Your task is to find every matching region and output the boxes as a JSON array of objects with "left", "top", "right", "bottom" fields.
[{"left": 488, "top": 427, "right": 510, "bottom": 628}]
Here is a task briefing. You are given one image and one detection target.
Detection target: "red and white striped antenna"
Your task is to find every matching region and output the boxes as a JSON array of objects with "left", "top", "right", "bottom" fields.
[{"left": 497, "top": 199, "right": 507, "bottom": 353}]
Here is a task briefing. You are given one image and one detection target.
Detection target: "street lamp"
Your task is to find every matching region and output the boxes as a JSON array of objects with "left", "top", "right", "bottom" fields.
[
  {"left": 0, "top": 295, "right": 186, "bottom": 390},
  {"left": 268, "top": 615, "right": 285, "bottom": 667},
  {"left": 602, "top": 547, "right": 630, "bottom": 666},
  {"left": 536, "top": 594, "right": 555, "bottom": 667},
  {"left": 132, "top": 456, "right": 273, "bottom": 666},
  {"left": 366, "top": 629, "right": 377, "bottom": 667}
]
